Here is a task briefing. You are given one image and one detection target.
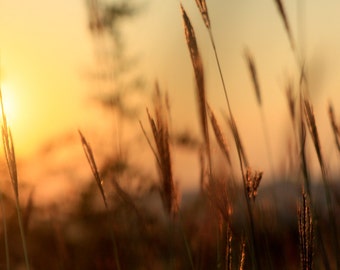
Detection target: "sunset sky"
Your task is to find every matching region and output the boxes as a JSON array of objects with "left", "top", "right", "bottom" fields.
[{"left": 1, "top": 0, "right": 340, "bottom": 194}]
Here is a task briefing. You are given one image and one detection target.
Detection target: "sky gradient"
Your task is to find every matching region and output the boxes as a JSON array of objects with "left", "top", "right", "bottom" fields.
[{"left": 1, "top": 0, "right": 340, "bottom": 193}]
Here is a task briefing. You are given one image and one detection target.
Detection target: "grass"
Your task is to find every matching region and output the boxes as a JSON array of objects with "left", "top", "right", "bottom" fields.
[{"left": 0, "top": 1, "right": 338, "bottom": 269}]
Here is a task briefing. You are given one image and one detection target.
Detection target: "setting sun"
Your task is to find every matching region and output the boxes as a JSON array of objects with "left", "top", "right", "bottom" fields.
[
  {"left": 0, "top": 82, "right": 18, "bottom": 125},
  {"left": 0, "top": 80, "right": 36, "bottom": 157}
]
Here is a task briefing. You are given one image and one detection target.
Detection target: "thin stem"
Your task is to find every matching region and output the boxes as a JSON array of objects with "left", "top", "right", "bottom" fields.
[
  {"left": 207, "top": 29, "right": 233, "bottom": 119},
  {"left": 178, "top": 212, "right": 195, "bottom": 270},
  {"left": 15, "top": 196, "right": 30, "bottom": 270},
  {"left": 259, "top": 107, "right": 276, "bottom": 180},
  {"left": 0, "top": 192, "right": 10, "bottom": 270}
]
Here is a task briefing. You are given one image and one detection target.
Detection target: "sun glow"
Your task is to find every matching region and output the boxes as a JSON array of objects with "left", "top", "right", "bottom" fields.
[
  {"left": 0, "top": 81, "right": 33, "bottom": 157},
  {"left": 0, "top": 82, "right": 19, "bottom": 126}
]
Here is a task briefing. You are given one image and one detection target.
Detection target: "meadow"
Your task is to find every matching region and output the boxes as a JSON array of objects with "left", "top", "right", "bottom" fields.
[{"left": 0, "top": 0, "right": 339, "bottom": 269}]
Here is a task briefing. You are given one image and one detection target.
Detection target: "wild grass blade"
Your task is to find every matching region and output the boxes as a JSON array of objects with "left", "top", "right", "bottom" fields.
[
  {"left": 225, "top": 224, "right": 232, "bottom": 270},
  {"left": 239, "top": 238, "right": 246, "bottom": 270},
  {"left": 145, "top": 86, "right": 178, "bottom": 219},
  {"left": 303, "top": 100, "right": 323, "bottom": 169},
  {"left": 141, "top": 86, "right": 198, "bottom": 268},
  {"left": 78, "top": 130, "right": 121, "bottom": 270},
  {"left": 0, "top": 88, "right": 30, "bottom": 270},
  {"left": 273, "top": 0, "right": 295, "bottom": 51},
  {"left": 180, "top": 5, "right": 211, "bottom": 172},
  {"left": 194, "top": 0, "right": 210, "bottom": 29},
  {"left": 303, "top": 99, "right": 340, "bottom": 268},
  {"left": 207, "top": 105, "right": 231, "bottom": 166},
  {"left": 227, "top": 115, "right": 248, "bottom": 169},
  {"left": 328, "top": 103, "right": 340, "bottom": 153},
  {"left": 298, "top": 191, "right": 313, "bottom": 270},
  {"left": 79, "top": 130, "right": 108, "bottom": 208},
  {"left": 226, "top": 114, "right": 260, "bottom": 269},
  {"left": 244, "top": 49, "right": 261, "bottom": 106},
  {"left": 285, "top": 79, "right": 296, "bottom": 124},
  {"left": 0, "top": 190, "right": 9, "bottom": 270},
  {"left": 244, "top": 48, "right": 276, "bottom": 179}
]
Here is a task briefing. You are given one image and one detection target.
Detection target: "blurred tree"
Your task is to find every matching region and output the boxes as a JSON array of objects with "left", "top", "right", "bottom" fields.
[
  {"left": 83, "top": 0, "right": 155, "bottom": 207},
  {"left": 85, "top": 0, "right": 145, "bottom": 119}
]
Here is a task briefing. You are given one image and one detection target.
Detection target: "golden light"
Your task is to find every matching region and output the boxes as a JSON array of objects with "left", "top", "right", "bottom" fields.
[
  {"left": 0, "top": 81, "right": 32, "bottom": 157},
  {"left": 0, "top": 82, "right": 19, "bottom": 125}
]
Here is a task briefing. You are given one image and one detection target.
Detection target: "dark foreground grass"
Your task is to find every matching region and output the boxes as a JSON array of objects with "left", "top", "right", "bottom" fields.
[{"left": 0, "top": 180, "right": 338, "bottom": 269}]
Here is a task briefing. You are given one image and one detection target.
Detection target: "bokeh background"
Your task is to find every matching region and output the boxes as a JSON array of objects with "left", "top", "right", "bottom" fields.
[{"left": 1, "top": 0, "right": 340, "bottom": 199}]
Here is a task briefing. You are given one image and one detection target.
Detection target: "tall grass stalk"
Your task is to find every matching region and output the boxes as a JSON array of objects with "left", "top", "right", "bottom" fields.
[
  {"left": 227, "top": 115, "right": 259, "bottom": 270},
  {"left": 0, "top": 69, "right": 10, "bottom": 270},
  {"left": 189, "top": 3, "right": 262, "bottom": 267},
  {"left": 274, "top": 0, "right": 295, "bottom": 52},
  {"left": 244, "top": 49, "right": 276, "bottom": 180},
  {"left": 140, "top": 85, "right": 196, "bottom": 269},
  {"left": 328, "top": 103, "right": 340, "bottom": 153},
  {"left": 0, "top": 191, "right": 9, "bottom": 270},
  {"left": 0, "top": 195, "right": 9, "bottom": 270},
  {"left": 0, "top": 89, "right": 30, "bottom": 270},
  {"left": 207, "top": 105, "right": 231, "bottom": 167},
  {"left": 298, "top": 114, "right": 330, "bottom": 270},
  {"left": 298, "top": 191, "right": 313, "bottom": 270},
  {"left": 79, "top": 131, "right": 121, "bottom": 270},
  {"left": 180, "top": 4, "right": 211, "bottom": 176},
  {"left": 193, "top": 0, "right": 232, "bottom": 119},
  {"left": 303, "top": 100, "right": 340, "bottom": 269},
  {"left": 273, "top": 2, "right": 336, "bottom": 267}
]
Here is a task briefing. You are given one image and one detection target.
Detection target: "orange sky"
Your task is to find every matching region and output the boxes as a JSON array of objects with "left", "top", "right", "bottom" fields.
[
  {"left": 1, "top": 0, "right": 340, "bottom": 195},
  {"left": 0, "top": 0, "right": 93, "bottom": 157}
]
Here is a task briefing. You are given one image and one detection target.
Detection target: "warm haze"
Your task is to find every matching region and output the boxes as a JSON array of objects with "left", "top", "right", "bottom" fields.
[
  {"left": 1, "top": 0, "right": 340, "bottom": 191},
  {"left": 0, "top": 1, "right": 339, "bottom": 269}
]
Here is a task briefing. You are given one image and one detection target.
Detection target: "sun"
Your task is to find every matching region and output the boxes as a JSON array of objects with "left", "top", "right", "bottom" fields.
[{"left": 0, "top": 82, "right": 18, "bottom": 125}]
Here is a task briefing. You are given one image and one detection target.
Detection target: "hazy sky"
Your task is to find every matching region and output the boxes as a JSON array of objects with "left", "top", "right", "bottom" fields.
[{"left": 1, "top": 0, "right": 340, "bottom": 193}]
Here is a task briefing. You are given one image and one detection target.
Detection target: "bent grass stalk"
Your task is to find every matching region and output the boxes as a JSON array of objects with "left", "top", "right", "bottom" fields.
[
  {"left": 79, "top": 130, "right": 121, "bottom": 270},
  {"left": 0, "top": 89, "right": 30, "bottom": 269}
]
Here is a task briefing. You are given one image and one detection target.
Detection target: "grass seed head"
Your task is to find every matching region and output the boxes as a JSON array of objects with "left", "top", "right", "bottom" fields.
[
  {"left": 207, "top": 105, "right": 231, "bottom": 165},
  {"left": 245, "top": 48, "right": 261, "bottom": 106},
  {"left": 245, "top": 167, "right": 263, "bottom": 202},
  {"left": 228, "top": 115, "right": 249, "bottom": 168},
  {"left": 298, "top": 191, "right": 314, "bottom": 270},
  {"left": 303, "top": 99, "right": 323, "bottom": 168},
  {"left": 146, "top": 86, "right": 178, "bottom": 219},
  {"left": 285, "top": 78, "right": 296, "bottom": 122},
  {"left": 328, "top": 103, "right": 340, "bottom": 152},
  {"left": 79, "top": 130, "right": 108, "bottom": 209},
  {"left": 181, "top": 4, "right": 209, "bottom": 152},
  {"left": 194, "top": 0, "right": 210, "bottom": 29},
  {"left": 274, "top": 0, "right": 295, "bottom": 50}
]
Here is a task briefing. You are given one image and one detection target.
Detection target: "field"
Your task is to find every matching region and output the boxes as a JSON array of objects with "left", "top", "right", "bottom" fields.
[{"left": 0, "top": 1, "right": 339, "bottom": 269}]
